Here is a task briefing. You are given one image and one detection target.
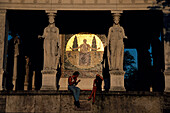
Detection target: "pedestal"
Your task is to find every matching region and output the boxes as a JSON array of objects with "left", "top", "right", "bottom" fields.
[
  {"left": 164, "top": 70, "right": 170, "bottom": 92},
  {"left": 109, "top": 70, "right": 125, "bottom": 91},
  {"left": 41, "top": 70, "right": 57, "bottom": 90}
]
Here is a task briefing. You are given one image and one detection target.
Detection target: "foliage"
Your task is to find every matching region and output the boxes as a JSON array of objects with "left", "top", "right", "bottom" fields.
[{"left": 123, "top": 51, "right": 138, "bottom": 91}]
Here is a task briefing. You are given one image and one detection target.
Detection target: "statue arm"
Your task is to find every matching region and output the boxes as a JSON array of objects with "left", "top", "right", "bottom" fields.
[
  {"left": 91, "top": 48, "right": 100, "bottom": 51},
  {"left": 70, "top": 46, "right": 80, "bottom": 50},
  {"left": 121, "top": 27, "right": 127, "bottom": 39},
  {"left": 38, "top": 28, "right": 47, "bottom": 39}
]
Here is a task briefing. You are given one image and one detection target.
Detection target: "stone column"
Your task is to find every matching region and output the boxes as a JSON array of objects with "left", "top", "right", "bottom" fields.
[
  {"left": 24, "top": 56, "right": 29, "bottom": 90},
  {"left": 13, "top": 36, "right": 20, "bottom": 90},
  {"left": 163, "top": 8, "right": 170, "bottom": 92},
  {"left": 40, "top": 10, "right": 59, "bottom": 90},
  {"left": 108, "top": 10, "right": 126, "bottom": 91},
  {"left": 32, "top": 71, "right": 35, "bottom": 90},
  {"left": 0, "top": 9, "right": 6, "bottom": 90}
]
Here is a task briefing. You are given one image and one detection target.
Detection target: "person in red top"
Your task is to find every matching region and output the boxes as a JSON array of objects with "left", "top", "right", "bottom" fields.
[
  {"left": 68, "top": 71, "right": 81, "bottom": 108},
  {"left": 88, "top": 74, "right": 103, "bottom": 104}
]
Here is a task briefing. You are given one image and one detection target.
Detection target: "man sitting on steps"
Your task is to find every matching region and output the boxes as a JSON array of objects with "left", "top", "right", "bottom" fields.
[{"left": 68, "top": 71, "right": 81, "bottom": 108}]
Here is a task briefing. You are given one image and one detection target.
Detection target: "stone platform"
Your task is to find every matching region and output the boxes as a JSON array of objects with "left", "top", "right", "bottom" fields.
[{"left": 0, "top": 91, "right": 170, "bottom": 113}]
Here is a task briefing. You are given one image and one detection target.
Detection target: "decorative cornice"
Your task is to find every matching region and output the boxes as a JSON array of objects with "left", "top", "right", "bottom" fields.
[
  {"left": 111, "top": 10, "right": 123, "bottom": 14},
  {"left": 41, "top": 70, "right": 57, "bottom": 74},
  {"left": 0, "top": 1, "right": 162, "bottom": 11},
  {"left": 109, "top": 70, "right": 125, "bottom": 75},
  {"left": 0, "top": 9, "right": 6, "bottom": 14},
  {"left": 45, "top": 10, "right": 57, "bottom": 14}
]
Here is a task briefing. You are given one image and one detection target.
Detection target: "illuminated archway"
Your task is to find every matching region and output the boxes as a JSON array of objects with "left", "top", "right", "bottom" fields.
[{"left": 66, "top": 34, "right": 104, "bottom": 51}]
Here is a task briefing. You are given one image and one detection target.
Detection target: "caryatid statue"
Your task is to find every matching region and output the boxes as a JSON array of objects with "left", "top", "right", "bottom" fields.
[
  {"left": 107, "top": 13, "right": 127, "bottom": 71},
  {"left": 39, "top": 13, "right": 61, "bottom": 70}
]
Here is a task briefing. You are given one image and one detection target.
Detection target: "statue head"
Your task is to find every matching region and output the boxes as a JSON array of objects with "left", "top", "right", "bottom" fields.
[
  {"left": 48, "top": 13, "right": 56, "bottom": 24},
  {"left": 83, "top": 39, "right": 87, "bottom": 43},
  {"left": 113, "top": 13, "right": 120, "bottom": 25}
]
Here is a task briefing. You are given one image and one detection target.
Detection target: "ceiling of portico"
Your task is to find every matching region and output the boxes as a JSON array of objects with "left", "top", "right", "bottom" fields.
[
  {"left": 6, "top": 10, "right": 163, "bottom": 49},
  {"left": 0, "top": 0, "right": 161, "bottom": 11}
]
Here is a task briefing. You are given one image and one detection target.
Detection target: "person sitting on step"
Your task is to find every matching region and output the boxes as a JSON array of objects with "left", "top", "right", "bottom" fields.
[
  {"left": 68, "top": 71, "right": 81, "bottom": 108},
  {"left": 88, "top": 74, "right": 103, "bottom": 104}
]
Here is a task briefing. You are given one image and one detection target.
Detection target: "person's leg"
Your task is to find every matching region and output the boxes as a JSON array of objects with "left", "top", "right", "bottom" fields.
[
  {"left": 75, "top": 87, "right": 80, "bottom": 101},
  {"left": 93, "top": 88, "right": 97, "bottom": 104},
  {"left": 68, "top": 86, "right": 78, "bottom": 101},
  {"left": 88, "top": 87, "right": 94, "bottom": 99}
]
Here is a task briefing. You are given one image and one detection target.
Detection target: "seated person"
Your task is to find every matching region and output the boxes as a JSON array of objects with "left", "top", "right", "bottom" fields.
[
  {"left": 88, "top": 74, "right": 103, "bottom": 104},
  {"left": 68, "top": 71, "right": 81, "bottom": 108}
]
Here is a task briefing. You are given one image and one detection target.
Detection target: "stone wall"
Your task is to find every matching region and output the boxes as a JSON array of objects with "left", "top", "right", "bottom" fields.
[{"left": 0, "top": 91, "right": 169, "bottom": 113}]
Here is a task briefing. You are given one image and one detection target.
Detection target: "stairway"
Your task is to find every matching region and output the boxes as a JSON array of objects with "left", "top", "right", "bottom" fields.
[{"left": 0, "top": 97, "right": 6, "bottom": 113}]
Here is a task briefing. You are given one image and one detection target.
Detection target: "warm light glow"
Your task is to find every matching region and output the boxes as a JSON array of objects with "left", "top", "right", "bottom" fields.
[{"left": 66, "top": 34, "right": 104, "bottom": 51}]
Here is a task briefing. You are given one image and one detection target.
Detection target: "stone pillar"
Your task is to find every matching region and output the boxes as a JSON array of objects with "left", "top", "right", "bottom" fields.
[
  {"left": 108, "top": 10, "right": 126, "bottom": 91},
  {"left": 40, "top": 10, "right": 58, "bottom": 90},
  {"left": 163, "top": 8, "right": 170, "bottom": 92},
  {"left": 24, "top": 56, "right": 29, "bottom": 90},
  {"left": 13, "top": 36, "right": 20, "bottom": 90},
  {"left": 0, "top": 9, "right": 6, "bottom": 90},
  {"left": 32, "top": 71, "right": 35, "bottom": 90},
  {"left": 3, "top": 19, "right": 9, "bottom": 90}
]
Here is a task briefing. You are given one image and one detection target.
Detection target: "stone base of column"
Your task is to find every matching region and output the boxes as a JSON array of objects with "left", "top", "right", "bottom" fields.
[
  {"left": 24, "top": 83, "right": 28, "bottom": 91},
  {"left": 12, "top": 79, "right": 16, "bottom": 90},
  {"left": 59, "top": 78, "right": 68, "bottom": 90},
  {"left": 164, "top": 70, "right": 170, "bottom": 92},
  {"left": 41, "top": 70, "right": 57, "bottom": 90},
  {"left": 109, "top": 70, "right": 126, "bottom": 91}
]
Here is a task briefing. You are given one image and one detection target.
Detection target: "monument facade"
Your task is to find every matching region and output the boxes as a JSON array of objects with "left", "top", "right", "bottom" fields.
[{"left": 0, "top": 0, "right": 169, "bottom": 91}]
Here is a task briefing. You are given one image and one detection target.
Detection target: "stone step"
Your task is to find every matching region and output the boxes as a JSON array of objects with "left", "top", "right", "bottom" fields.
[
  {"left": 73, "top": 100, "right": 91, "bottom": 111},
  {"left": 0, "top": 97, "right": 6, "bottom": 113}
]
